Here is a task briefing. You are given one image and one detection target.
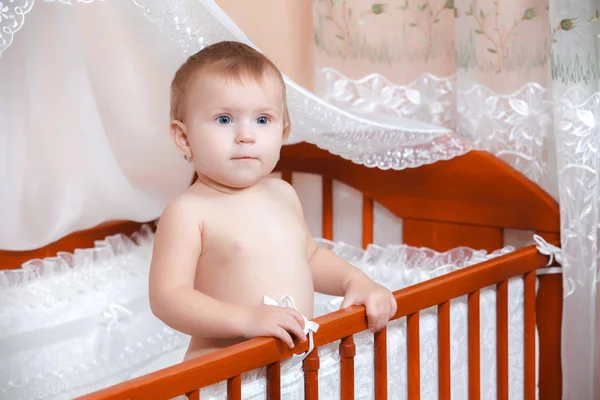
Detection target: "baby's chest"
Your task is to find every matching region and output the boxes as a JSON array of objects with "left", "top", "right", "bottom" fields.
[{"left": 203, "top": 202, "right": 306, "bottom": 255}]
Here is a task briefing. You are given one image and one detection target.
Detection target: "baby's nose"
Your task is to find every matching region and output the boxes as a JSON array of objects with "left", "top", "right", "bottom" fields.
[{"left": 236, "top": 126, "right": 255, "bottom": 143}]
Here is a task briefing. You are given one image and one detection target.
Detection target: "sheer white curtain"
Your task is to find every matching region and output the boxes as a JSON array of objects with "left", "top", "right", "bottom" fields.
[
  {"left": 550, "top": 1, "right": 600, "bottom": 398},
  {"left": 313, "top": 0, "right": 599, "bottom": 397},
  {"left": 0, "top": 0, "right": 463, "bottom": 252},
  {"left": 0, "top": 1, "right": 195, "bottom": 250}
]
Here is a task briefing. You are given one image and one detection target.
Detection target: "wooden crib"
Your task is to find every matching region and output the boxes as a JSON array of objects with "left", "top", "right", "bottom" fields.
[{"left": 0, "top": 142, "right": 563, "bottom": 400}]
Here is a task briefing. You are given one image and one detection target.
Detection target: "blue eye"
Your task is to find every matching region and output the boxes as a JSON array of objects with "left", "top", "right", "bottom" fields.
[
  {"left": 256, "top": 116, "right": 269, "bottom": 125},
  {"left": 217, "top": 115, "right": 232, "bottom": 124}
]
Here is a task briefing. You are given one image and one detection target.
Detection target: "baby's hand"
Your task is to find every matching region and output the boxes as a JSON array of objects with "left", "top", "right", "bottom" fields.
[
  {"left": 340, "top": 277, "right": 397, "bottom": 333},
  {"left": 241, "top": 304, "right": 307, "bottom": 348}
]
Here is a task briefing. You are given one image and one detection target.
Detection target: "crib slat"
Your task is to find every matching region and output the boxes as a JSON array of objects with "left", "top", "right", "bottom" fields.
[
  {"left": 339, "top": 336, "right": 356, "bottom": 400},
  {"left": 322, "top": 177, "right": 333, "bottom": 240},
  {"left": 267, "top": 361, "right": 281, "bottom": 400},
  {"left": 437, "top": 301, "right": 450, "bottom": 400},
  {"left": 468, "top": 291, "right": 480, "bottom": 399},
  {"left": 227, "top": 375, "right": 241, "bottom": 400},
  {"left": 536, "top": 273, "right": 563, "bottom": 400},
  {"left": 374, "top": 328, "right": 387, "bottom": 399},
  {"left": 282, "top": 171, "right": 293, "bottom": 185},
  {"left": 497, "top": 280, "right": 509, "bottom": 400},
  {"left": 407, "top": 313, "right": 420, "bottom": 400},
  {"left": 303, "top": 349, "right": 320, "bottom": 400},
  {"left": 362, "top": 195, "right": 374, "bottom": 249},
  {"left": 186, "top": 389, "right": 200, "bottom": 400},
  {"left": 524, "top": 271, "right": 536, "bottom": 400}
]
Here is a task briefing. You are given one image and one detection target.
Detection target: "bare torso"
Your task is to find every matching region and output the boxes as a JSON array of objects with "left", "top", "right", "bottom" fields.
[{"left": 183, "top": 179, "right": 315, "bottom": 360}]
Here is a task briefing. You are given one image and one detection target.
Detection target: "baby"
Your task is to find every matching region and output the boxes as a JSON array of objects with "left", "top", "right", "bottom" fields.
[{"left": 148, "top": 41, "right": 397, "bottom": 361}]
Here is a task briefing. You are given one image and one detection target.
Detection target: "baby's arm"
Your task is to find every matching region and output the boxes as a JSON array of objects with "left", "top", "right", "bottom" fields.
[
  {"left": 306, "top": 228, "right": 397, "bottom": 332},
  {"left": 149, "top": 198, "right": 306, "bottom": 347},
  {"left": 276, "top": 179, "right": 396, "bottom": 332},
  {"left": 306, "top": 240, "right": 364, "bottom": 296},
  {"left": 149, "top": 199, "right": 246, "bottom": 338}
]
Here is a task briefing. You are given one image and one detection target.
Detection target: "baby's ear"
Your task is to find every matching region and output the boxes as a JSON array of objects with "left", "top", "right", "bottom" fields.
[
  {"left": 170, "top": 120, "right": 192, "bottom": 158},
  {"left": 282, "top": 121, "right": 291, "bottom": 140},
  {"left": 282, "top": 105, "right": 291, "bottom": 140}
]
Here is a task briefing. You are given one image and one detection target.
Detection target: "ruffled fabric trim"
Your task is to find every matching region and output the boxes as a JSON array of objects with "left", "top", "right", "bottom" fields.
[
  {"left": 129, "top": 0, "right": 471, "bottom": 170},
  {"left": 0, "top": 224, "right": 155, "bottom": 313},
  {"left": 0, "top": 225, "right": 191, "bottom": 400},
  {"left": 1, "top": 227, "right": 515, "bottom": 400}
]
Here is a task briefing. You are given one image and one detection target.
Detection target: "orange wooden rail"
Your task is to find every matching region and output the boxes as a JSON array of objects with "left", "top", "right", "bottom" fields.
[
  {"left": 407, "top": 313, "right": 420, "bottom": 400},
  {"left": 437, "top": 301, "right": 451, "bottom": 400},
  {"left": 339, "top": 336, "right": 355, "bottom": 400},
  {"left": 362, "top": 195, "right": 374, "bottom": 249},
  {"left": 497, "top": 280, "right": 509, "bottom": 400},
  {"left": 267, "top": 361, "right": 281, "bottom": 399},
  {"left": 77, "top": 242, "right": 556, "bottom": 400},
  {"left": 374, "top": 328, "right": 387, "bottom": 399},
  {"left": 322, "top": 177, "right": 333, "bottom": 240}
]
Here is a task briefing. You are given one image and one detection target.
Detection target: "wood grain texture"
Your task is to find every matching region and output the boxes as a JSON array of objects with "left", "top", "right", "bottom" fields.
[
  {"left": 266, "top": 361, "right": 281, "bottom": 400},
  {"left": 403, "top": 219, "right": 503, "bottom": 252},
  {"left": 496, "top": 280, "right": 509, "bottom": 400},
  {"left": 275, "top": 143, "right": 560, "bottom": 233},
  {"left": 407, "top": 314, "right": 420, "bottom": 400},
  {"left": 536, "top": 273, "right": 563, "bottom": 400},
  {"left": 374, "top": 328, "right": 388, "bottom": 399},
  {"left": 468, "top": 291, "right": 481, "bottom": 399},
  {"left": 437, "top": 301, "right": 451, "bottom": 400},
  {"left": 339, "top": 336, "right": 356, "bottom": 400}
]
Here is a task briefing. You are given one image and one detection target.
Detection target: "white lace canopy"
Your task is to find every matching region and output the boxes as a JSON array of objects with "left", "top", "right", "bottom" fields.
[
  {"left": 1, "top": 0, "right": 469, "bottom": 169},
  {"left": 0, "top": 0, "right": 470, "bottom": 251}
]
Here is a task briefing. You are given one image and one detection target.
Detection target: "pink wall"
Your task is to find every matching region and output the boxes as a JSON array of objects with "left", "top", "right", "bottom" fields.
[{"left": 215, "top": 0, "right": 316, "bottom": 91}]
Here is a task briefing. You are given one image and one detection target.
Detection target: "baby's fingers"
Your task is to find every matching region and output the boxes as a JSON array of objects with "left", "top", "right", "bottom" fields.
[
  {"left": 366, "top": 304, "right": 380, "bottom": 332},
  {"left": 368, "top": 302, "right": 389, "bottom": 333},
  {"left": 284, "top": 307, "right": 306, "bottom": 330},
  {"left": 272, "top": 326, "right": 295, "bottom": 348},
  {"left": 279, "top": 315, "right": 307, "bottom": 342},
  {"left": 389, "top": 294, "right": 397, "bottom": 318},
  {"left": 375, "top": 310, "right": 388, "bottom": 332}
]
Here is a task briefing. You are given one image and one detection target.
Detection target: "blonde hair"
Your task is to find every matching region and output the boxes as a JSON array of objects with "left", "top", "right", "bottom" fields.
[{"left": 170, "top": 41, "right": 291, "bottom": 138}]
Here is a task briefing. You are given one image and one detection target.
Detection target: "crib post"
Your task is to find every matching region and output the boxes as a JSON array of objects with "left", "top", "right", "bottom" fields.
[
  {"left": 339, "top": 336, "right": 356, "bottom": 399},
  {"left": 303, "top": 349, "right": 320, "bottom": 400},
  {"left": 536, "top": 272, "right": 563, "bottom": 400}
]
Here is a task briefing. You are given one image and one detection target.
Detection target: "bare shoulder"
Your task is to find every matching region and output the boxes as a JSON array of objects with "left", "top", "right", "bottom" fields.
[
  {"left": 259, "top": 177, "right": 306, "bottom": 220},
  {"left": 153, "top": 191, "right": 205, "bottom": 250},
  {"left": 158, "top": 192, "right": 202, "bottom": 228},
  {"left": 261, "top": 177, "right": 300, "bottom": 204},
  {"left": 149, "top": 192, "right": 206, "bottom": 296}
]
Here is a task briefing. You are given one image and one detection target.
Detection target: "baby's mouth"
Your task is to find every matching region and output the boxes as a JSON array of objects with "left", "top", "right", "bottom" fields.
[{"left": 232, "top": 156, "right": 258, "bottom": 160}]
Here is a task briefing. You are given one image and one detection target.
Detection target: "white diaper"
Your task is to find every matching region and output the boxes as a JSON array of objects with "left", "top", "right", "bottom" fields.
[{"left": 262, "top": 295, "right": 319, "bottom": 360}]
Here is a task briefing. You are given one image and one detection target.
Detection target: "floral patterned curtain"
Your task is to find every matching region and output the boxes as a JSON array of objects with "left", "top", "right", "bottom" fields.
[{"left": 314, "top": 0, "right": 599, "bottom": 398}]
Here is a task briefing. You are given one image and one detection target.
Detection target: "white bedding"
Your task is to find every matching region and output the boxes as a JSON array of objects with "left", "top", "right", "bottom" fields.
[{"left": 0, "top": 226, "right": 525, "bottom": 400}]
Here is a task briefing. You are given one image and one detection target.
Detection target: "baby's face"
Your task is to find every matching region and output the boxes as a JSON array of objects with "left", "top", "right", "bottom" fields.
[{"left": 184, "top": 71, "right": 285, "bottom": 189}]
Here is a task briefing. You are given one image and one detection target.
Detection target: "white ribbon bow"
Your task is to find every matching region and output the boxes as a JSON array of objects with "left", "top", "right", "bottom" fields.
[
  {"left": 533, "top": 234, "right": 563, "bottom": 266},
  {"left": 96, "top": 303, "right": 134, "bottom": 361},
  {"left": 101, "top": 303, "right": 134, "bottom": 330},
  {"left": 263, "top": 295, "right": 319, "bottom": 360}
]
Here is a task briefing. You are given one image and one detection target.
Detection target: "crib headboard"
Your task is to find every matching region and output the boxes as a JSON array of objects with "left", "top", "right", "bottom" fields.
[
  {"left": 0, "top": 142, "right": 560, "bottom": 269},
  {"left": 275, "top": 142, "right": 560, "bottom": 250}
]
